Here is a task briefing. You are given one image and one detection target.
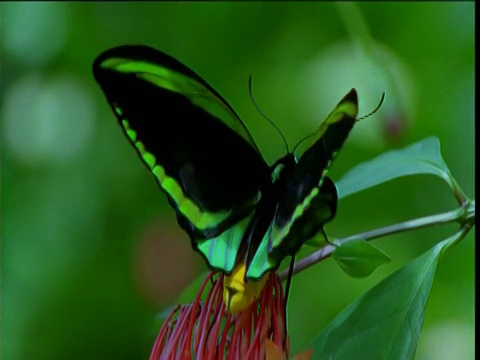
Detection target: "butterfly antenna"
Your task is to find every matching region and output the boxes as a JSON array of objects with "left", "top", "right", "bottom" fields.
[
  {"left": 356, "top": 91, "right": 386, "bottom": 122},
  {"left": 291, "top": 91, "right": 386, "bottom": 154},
  {"left": 248, "top": 75, "right": 290, "bottom": 153},
  {"left": 291, "top": 131, "right": 316, "bottom": 155}
]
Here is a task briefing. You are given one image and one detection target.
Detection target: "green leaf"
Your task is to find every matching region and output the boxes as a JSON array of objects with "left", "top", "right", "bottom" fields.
[
  {"left": 332, "top": 240, "right": 391, "bottom": 278},
  {"left": 337, "top": 137, "right": 453, "bottom": 199},
  {"left": 309, "top": 235, "right": 457, "bottom": 360}
]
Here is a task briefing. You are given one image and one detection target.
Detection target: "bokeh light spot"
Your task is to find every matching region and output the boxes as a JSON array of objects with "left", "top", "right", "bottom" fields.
[
  {"left": 3, "top": 2, "right": 70, "bottom": 67},
  {"left": 300, "top": 41, "right": 415, "bottom": 149},
  {"left": 133, "top": 220, "right": 198, "bottom": 306},
  {"left": 3, "top": 73, "right": 96, "bottom": 167},
  {"left": 417, "top": 320, "right": 474, "bottom": 359}
]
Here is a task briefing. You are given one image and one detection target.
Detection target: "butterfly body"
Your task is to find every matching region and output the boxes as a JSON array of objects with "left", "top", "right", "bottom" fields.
[{"left": 93, "top": 45, "right": 358, "bottom": 281}]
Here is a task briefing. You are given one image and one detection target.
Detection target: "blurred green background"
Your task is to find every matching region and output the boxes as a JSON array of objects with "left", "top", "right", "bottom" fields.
[{"left": 1, "top": 2, "right": 474, "bottom": 359}]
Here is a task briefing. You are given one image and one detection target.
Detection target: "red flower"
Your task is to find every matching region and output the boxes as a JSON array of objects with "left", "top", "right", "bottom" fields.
[{"left": 150, "top": 269, "right": 290, "bottom": 359}]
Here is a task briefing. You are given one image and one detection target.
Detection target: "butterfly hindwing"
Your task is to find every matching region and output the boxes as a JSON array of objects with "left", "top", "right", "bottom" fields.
[
  {"left": 272, "top": 175, "right": 338, "bottom": 259},
  {"left": 93, "top": 45, "right": 270, "bottom": 273}
]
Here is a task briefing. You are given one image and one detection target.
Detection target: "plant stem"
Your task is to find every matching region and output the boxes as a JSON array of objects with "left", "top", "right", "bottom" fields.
[
  {"left": 449, "top": 176, "right": 469, "bottom": 206},
  {"left": 278, "top": 202, "right": 475, "bottom": 281}
]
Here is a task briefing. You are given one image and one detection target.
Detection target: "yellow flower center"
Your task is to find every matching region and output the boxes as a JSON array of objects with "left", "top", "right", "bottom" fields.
[{"left": 223, "top": 263, "right": 269, "bottom": 314}]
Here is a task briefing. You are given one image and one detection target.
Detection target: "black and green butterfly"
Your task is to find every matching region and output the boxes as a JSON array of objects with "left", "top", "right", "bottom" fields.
[{"left": 93, "top": 45, "right": 358, "bottom": 281}]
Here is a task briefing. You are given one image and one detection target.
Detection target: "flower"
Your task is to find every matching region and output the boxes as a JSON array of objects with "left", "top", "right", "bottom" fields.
[{"left": 150, "top": 270, "right": 289, "bottom": 359}]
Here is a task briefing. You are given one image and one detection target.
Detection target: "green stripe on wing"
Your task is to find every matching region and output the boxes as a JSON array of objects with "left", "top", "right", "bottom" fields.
[
  {"left": 98, "top": 56, "right": 261, "bottom": 154},
  {"left": 121, "top": 116, "right": 232, "bottom": 231},
  {"left": 269, "top": 90, "right": 358, "bottom": 256},
  {"left": 197, "top": 215, "right": 254, "bottom": 273}
]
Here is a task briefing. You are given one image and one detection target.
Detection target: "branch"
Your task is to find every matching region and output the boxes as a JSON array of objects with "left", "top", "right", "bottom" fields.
[{"left": 278, "top": 200, "right": 475, "bottom": 281}]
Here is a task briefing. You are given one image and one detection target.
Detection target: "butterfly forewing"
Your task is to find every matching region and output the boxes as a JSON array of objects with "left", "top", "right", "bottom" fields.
[
  {"left": 93, "top": 45, "right": 270, "bottom": 272},
  {"left": 268, "top": 89, "right": 358, "bottom": 260},
  {"left": 244, "top": 87, "right": 357, "bottom": 279}
]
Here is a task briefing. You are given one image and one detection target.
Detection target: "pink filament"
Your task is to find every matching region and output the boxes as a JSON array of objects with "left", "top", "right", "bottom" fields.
[{"left": 150, "top": 271, "right": 289, "bottom": 360}]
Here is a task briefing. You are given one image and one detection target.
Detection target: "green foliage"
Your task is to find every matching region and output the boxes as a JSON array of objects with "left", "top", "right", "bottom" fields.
[
  {"left": 311, "top": 237, "right": 450, "bottom": 359},
  {"left": 337, "top": 137, "right": 451, "bottom": 199},
  {"left": 306, "top": 137, "right": 474, "bottom": 358},
  {"left": 333, "top": 239, "right": 391, "bottom": 278}
]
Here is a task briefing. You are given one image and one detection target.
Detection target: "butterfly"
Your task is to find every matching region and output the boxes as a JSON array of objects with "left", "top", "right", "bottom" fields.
[{"left": 93, "top": 45, "right": 359, "bottom": 285}]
